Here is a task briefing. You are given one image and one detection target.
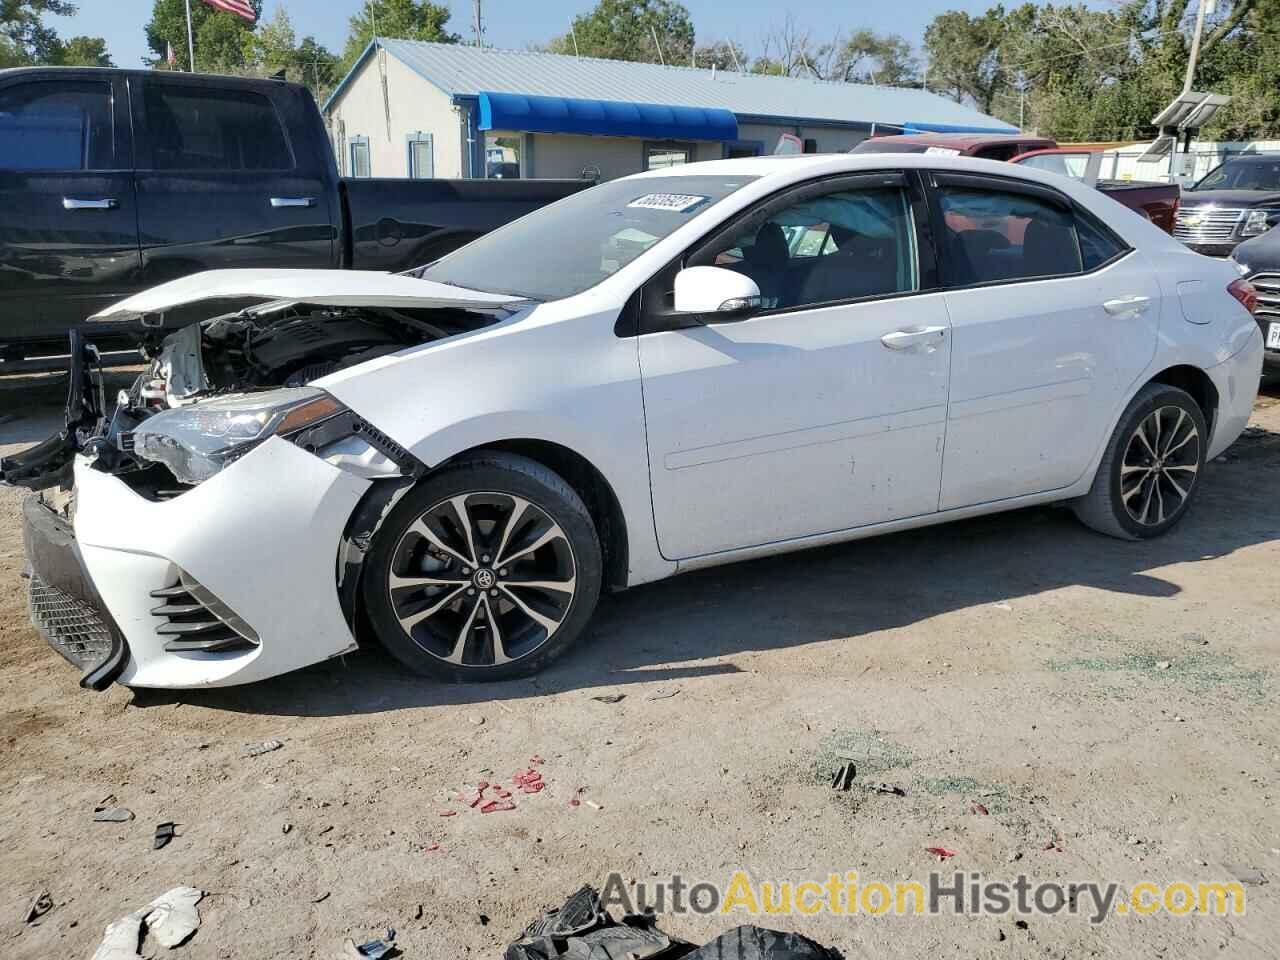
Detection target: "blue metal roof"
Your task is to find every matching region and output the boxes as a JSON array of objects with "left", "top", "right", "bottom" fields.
[
  {"left": 478, "top": 91, "right": 738, "bottom": 141},
  {"left": 324, "top": 40, "right": 1018, "bottom": 135}
]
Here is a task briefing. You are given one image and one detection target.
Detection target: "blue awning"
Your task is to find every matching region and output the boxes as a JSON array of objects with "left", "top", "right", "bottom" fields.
[
  {"left": 478, "top": 91, "right": 739, "bottom": 142},
  {"left": 903, "top": 120, "right": 1020, "bottom": 135}
]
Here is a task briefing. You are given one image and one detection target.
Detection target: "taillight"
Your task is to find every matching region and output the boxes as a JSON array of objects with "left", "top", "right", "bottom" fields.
[{"left": 1227, "top": 278, "right": 1258, "bottom": 315}]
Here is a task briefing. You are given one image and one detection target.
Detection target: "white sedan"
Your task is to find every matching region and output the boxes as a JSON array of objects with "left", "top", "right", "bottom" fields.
[{"left": 7, "top": 154, "right": 1264, "bottom": 689}]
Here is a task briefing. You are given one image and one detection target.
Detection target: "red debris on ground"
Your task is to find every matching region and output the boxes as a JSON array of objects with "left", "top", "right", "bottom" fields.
[
  {"left": 459, "top": 787, "right": 486, "bottom": 808},
  {"left": 439, "top": 810, "right": 458, "bottom": 817},
  {"left": 520, "top": 781, "right": 545, "bottom": 794},
  {"left": 513, "top": 769, "right": 543, "bottom": 787},
  {"left": 925, "top": 847, "right": 957, "bottom": 861},
  {"left": 424, "top": 842, "right": 442, "bottom": 852},
  {"left": 971, "top": 802, "right": 989, "bottom": 816},
  {"left": 570, "top": 786, "right": 587, "bottom": 808},
  {"left": 481, "top": 799, "right": 517, "bottom": 813}
]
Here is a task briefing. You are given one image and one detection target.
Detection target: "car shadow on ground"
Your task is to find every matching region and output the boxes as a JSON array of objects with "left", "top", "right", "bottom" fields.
[{"left": 138, "top": 389, "right": 1280, "bottom": 718}]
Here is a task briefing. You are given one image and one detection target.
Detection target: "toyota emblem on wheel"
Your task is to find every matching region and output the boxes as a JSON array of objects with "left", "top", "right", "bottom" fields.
[{"left": 473, "top": 568, "right": 496, "bottom": 589}]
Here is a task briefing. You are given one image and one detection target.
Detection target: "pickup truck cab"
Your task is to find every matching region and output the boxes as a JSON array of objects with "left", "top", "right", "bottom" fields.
[
  {"left": 0, "top": 67, "right": 588, "bottom": 369},
  {"left": 1011, "top": 148, "right": 1180, "bottom": 234},
  {"left": 1175, "top": 154, "right": 1280, "bottom": 256}
]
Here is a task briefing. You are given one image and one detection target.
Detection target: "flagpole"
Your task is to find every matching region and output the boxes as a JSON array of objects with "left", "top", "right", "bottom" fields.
[{"left": 184, "top": 0, "right": 196, "bottom": 71}]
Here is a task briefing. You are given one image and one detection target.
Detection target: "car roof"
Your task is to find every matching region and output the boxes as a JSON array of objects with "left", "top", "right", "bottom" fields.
[
  {"left": 625, "top": 152, "right": 1059, "bottom": 184},
  {"left": 1220, "top": 154, "right": 1280, "bottom": 164}
]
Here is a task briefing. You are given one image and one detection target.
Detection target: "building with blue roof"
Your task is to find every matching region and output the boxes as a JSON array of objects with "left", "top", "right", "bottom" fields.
[{"left": 323, "top": 38, "right": 1016, "bottom": 181}]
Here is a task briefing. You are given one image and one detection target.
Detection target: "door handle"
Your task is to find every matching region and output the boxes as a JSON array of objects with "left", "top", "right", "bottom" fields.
[
  {"left": 62, "top": 197, "right": 118, "bottom": 210},
  {"left": 1103, "top": 295, "right": 1151, "bottom": 317},
  {"left": 880, "top": 326, "right": 947, "bottom": 350},
  {"left": 270, "top": 196, "right": 316, "bottom": 208}
]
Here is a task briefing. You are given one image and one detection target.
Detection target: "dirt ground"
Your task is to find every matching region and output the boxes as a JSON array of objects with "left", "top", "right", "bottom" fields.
[{"left": 0, "top": 373, "right": 1277, "bottom": 960}]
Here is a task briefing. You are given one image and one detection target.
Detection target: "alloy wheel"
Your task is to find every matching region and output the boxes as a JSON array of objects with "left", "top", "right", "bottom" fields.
[
  {"left": 1119, "top": 405, "right": 1201, "bottom": 527},
  {"left": 387, "top": 492, "right": 578, "bottom": 667}
]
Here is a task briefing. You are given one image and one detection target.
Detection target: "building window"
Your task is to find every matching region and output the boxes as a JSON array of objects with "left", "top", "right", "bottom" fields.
[
  {"left": 722, "top": 140, "right": 764, "bottom": 160},
  {"left": 485, "top": 133, "right": 522, "bottom": 179},
  {"left": 407, "top": 132, "right": 434, "bottom": 179},
  {"left": 348, "top": 135, "right": 371, "bottom": 178},
  {"left": 644, "top": 141, "right": 695, "bottom": 170}
]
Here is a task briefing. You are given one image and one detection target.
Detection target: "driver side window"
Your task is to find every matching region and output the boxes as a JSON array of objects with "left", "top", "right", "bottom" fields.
[{"left": 694, "top": 185, "right": 919, "bottom": 312}]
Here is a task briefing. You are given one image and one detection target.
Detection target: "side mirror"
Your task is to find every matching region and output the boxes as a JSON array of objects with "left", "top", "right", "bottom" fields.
[{"left": 673, "top": 266, "right": 762, "bottom": 321}]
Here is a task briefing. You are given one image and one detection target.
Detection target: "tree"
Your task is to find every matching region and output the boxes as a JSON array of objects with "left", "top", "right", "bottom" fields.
[
  {"left": 2, "top": 0, "right": 110, "bottom": 66},
  {"left": 923, "top": 7, "right": 1015, "bottom": 114},
  {"left": 838, "top": 30, "right": 918, "bottom": 85},
  {"left": 693, "top": 39, "right": 746, "bottom": 71},
  {"left": 340, "top": 0, "right": 458, "bottom": 70},
  {"left": 548, "top": 0, "right": 695, "bottom": 66},
  {"left": 247, "top": 5, "right": 297, "bottom": 74},
  {"left": 54, "top": 35, "right": 112, "bottom": 66},
  {"left": 752, "top": 16, "right": 840, "bottom": 78},
  {"left": 144, "top": 0, "right": 262, "bottom": 72}
]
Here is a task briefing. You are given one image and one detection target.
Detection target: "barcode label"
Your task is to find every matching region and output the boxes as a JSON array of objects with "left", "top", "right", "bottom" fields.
[{"left": 628, "top": 193, "right": 708, "bottom": 212}]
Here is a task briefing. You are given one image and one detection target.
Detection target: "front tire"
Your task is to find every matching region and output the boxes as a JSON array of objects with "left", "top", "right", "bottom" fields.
[
  {"left": 1072, "top": 383, "right": 1207, "bottom": 540},
  {"left": 362, "top": 452, "right": 602, "bottom": 681}
]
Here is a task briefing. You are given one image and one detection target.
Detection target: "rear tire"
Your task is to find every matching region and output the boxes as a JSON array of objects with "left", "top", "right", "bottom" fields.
[
  {"left": 1072, "top": 383, "right": 1207, "bottom": 540},
  {"left": 362, "top": 451, "right": 602, "bottom": 682}
]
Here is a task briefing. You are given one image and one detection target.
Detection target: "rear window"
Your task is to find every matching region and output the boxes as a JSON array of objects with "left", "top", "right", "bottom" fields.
[
  {"left": 0, "top": 80, "right": 113, "bottom": 171},
  {"left": 851, "top": 140, "right": 931, "bottom": 155},
  {"left": 143, "top": 83, "right": 292, "bottom": 171}
]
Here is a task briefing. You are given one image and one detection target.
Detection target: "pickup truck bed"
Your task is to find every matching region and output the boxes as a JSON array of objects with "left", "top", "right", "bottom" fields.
[{"left": 0, "top": 67, "right": 588, "bottom": 370}]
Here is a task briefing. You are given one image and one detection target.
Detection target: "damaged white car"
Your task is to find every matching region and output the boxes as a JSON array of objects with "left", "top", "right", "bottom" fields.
[{"left": 4, "top": 154, "right": 1264, "bottom": 690}]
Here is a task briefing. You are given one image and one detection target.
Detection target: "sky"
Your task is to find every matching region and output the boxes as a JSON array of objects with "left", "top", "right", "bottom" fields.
[{"left": 57, "top": 0, "right": 1004, "bottom": 71}]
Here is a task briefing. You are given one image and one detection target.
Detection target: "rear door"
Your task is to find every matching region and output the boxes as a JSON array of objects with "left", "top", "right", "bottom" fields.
[
  {"left": 131, "top": 76, "right": 337, "bottom": 288},
  {"left": 928, "top": 171, "right": 1160, "bottom": 509},
  {"left": 0, "top": 72, "right": 139, "bottom": 349}
]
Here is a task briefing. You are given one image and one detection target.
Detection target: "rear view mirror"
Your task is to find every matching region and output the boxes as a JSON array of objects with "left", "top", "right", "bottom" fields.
[{"left": 673, "top": 266, "right": 761, "bottom": 320}]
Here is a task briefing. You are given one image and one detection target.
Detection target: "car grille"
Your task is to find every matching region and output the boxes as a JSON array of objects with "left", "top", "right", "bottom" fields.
[
  {"left": 1251, "top": 273, "right": 1280, "bottom": 327},
  {"left": 150, "top": 572, "right": 259, "bottom": 653},
  {"left": 1173, "top": 206, "right": 1244, "bottom": 245},
  {"left": 29, "top": 572, "right": 115, "bottom": 671}
]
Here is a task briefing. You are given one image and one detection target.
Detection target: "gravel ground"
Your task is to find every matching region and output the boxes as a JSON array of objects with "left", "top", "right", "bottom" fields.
[{"left": 1, "top": 374, "right": 1277, "bottom": 959}]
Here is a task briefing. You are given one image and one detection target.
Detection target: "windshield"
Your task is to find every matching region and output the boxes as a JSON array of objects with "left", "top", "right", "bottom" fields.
[
  {"left": 1015, "top": 152, "right": 1089, "bottom": 180},
  {"left": 421, "top": 174, "right": 758, "bottom": 300},
  {"left": 1194, "top": 157, "right": 1280, "bottom": 191}
]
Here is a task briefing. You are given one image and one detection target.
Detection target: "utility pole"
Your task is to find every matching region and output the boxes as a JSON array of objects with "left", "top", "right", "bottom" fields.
[
  {"left": 184, "top": 0, "right": 195, "bottom": 71},
  {"left": 472, "top": 0, "right": 485, "bottom": 48},
  {"left": 569, "top": 20, "right": 580, "bottom": 57},
  {"left": 650, "top": 25, "right": 666, "bottom": 66},
  {"left": 1182, "top": 0, "right": 1210, "bottom": 92}
]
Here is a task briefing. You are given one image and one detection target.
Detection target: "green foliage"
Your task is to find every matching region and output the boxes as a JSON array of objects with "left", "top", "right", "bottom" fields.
[
  {"left": 144, "top": 0, "right": 263, "bottom": 72},
  {"left": 340, "top": 0, "right": 459, "bottom": 71},
  {"left": 548, "top": 0, "right": 695, "bottom": 65},
  {"left": 2, "top": 0, "right": 111, "bottom": 67},
  {"left": 839, "top": 30, "right": 918, "bottom": 86}
]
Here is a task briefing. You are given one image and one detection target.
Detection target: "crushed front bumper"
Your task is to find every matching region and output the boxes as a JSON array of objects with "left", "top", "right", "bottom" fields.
[
  {"left": 30, "top": 437, "right": 373, "bottom": 689},
  {"left": 22, "top": 494, "right": 128, "bottom": 689}
]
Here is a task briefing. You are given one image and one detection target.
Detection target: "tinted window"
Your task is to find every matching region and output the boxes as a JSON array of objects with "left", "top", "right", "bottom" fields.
[
  {"left": 1076, "top": 214, "right": 1126, "bottom": 270},
  {"left": 850, "top": 140, "right": 931, "bottom": 155},
  {"left": 421, "top": 174, "right": 758, "bottom": 300},
  {"left": 143, "top": 83, "right": 291, "bottom": 171},
  {"left": 939, "top": 187, "right": 1081, "bottom": 285},
  {"left": 1016, "top": 153, "right": 1089, "bottom": 180},
  {"left": 0, "top": 80, "right": 113, "bottom": 171},
  {"left": 696, "top": 186, "right": 919, "bottom": 310}
]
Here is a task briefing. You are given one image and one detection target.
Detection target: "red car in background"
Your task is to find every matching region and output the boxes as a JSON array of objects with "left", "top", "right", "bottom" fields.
[{"left": 851, "top": 135, "right": 1179, "bottom": 234}]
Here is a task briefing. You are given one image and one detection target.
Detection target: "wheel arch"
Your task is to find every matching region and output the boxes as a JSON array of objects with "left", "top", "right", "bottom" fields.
[
  {"left": 1147, "top": 364, "right": 1220, "bottom": 436},
  {"left": 439, "top": 439, "right": 631, "bottom": 592}
]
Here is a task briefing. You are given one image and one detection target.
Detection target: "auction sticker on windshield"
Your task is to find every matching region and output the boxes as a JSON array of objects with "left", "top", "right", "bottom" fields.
[
  {"left": 1268, "top": 322, "right": 1280, "bottom": 350},
  {"left": 628, "top": 194, "right": 709, "bottom": 212},
  {"left": 924, "top": 146, "right": 963, "bottom": 157}
]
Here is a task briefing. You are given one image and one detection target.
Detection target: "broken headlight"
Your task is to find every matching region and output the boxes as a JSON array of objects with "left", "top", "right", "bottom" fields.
[{"left": 131, "top": 387, "right": 345, "bottom": 484}]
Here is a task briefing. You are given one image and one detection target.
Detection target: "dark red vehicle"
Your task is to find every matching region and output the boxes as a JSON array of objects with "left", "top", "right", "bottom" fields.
[
  {"left": 851, "top": 132, "right": 1057, "bottom": 161},
  {"left": 1011, "top": 148, "right": 1180, "bottom": 235}
]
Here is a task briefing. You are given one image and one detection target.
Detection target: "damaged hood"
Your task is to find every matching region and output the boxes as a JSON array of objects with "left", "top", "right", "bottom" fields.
[{"left": 88, "top": 269, "right": 525, "bottom": 321}]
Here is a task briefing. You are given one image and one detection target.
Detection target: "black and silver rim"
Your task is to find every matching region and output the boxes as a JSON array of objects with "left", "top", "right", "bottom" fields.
[
  {"left": 387, "top": 492, "right": 577, "bottom": 667},
  {"left": 1121, "top": 405, "right": 1200, "bottom": 527}
]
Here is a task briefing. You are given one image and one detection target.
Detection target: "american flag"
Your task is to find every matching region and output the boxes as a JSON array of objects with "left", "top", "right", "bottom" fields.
[{"left": 200, "top": 0, "right": 256, "bottom": 23}]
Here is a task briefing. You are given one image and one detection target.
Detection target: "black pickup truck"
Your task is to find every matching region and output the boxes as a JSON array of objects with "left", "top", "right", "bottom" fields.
[{"left": 0, "top": 67, "right": 589, "bottom": 371}]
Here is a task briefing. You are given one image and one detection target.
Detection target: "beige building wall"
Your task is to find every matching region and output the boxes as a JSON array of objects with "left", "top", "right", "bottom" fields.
[
  {"left": 527, "top": 133, "right": 725, "bottom": 180},
  {"left": 326, "top": 52, "right": 465, "bottom": 178}
]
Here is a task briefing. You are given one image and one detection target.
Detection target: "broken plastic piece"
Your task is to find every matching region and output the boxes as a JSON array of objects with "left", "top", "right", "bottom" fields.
[
  {"left": 830, "top": 762, "right": 856, "bottom": 791},
  {"left": 439, "top": 809, "right": 457, "bottom": 817},
  {"left": 88, "top": 886, "right": 203, "bottom": 960},
  {"left": 570, "top": 786, "right": 587, "bottom": 807},
  {"left": 153, "top": 822, "right": 176, "bottom": 850},
  {"left": 925, "top": 846, "right": 957, "bottom": 861},
  {"left": 242, "top": 739, "right": 283, "bottom": 757},
  {"left": 424, "top": 842, "right": 442, "bottom": 853},
  {"left": 972, "top": 802, "right": 990, "bottom": 816},
  {"left": 869, "top": 782, "right": 904, "bottom": 796},
  {"left": 520, "top": 781, "right": 545, "bottom": 794},
  {"left": 24, "top": 891, "right": 52, "bottom": 924},
  {"left": 94, "top": 808, "right": 135, "bottom": 823},
  {"left": 481, "top": 799, "right": 517, "bottom": 813}
]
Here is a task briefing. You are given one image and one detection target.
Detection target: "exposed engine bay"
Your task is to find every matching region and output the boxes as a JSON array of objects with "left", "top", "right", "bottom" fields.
[{"left": 0, "top": 298, "right": 507, "bottom": 493}]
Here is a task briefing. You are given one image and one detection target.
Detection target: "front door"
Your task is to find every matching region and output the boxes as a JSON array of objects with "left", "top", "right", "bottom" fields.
[
  {"left": 638, "top": 173, "right": 952, "bottom": 559},
  {"left": 930, "top": 172, "right": 1161, "bottom": 509},
  {"left": 0, "top": 73, "right": 140, "bottom": 349}
]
